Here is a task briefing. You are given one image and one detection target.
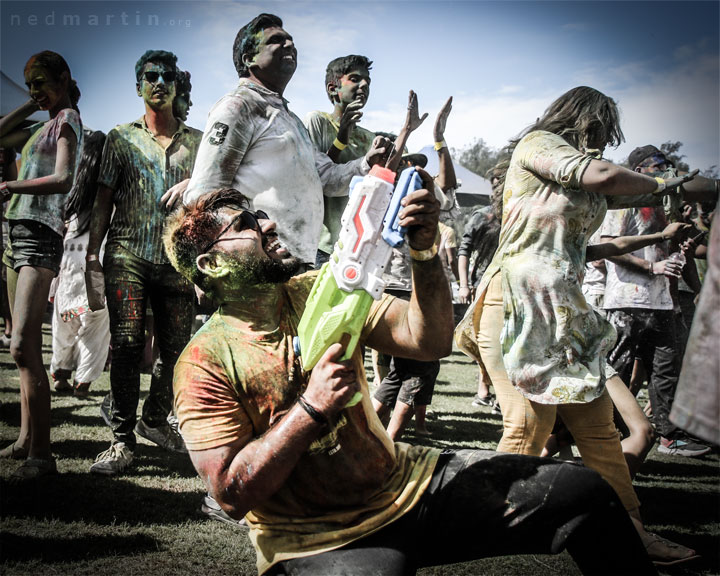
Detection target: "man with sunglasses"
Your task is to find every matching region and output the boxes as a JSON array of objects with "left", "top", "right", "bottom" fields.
[
  {"left": 85, "top": 50, "right": 202, "bottom": 475},
  {"left": 162, "top": 185, "right": 657, "bottom": 576},
  {"left": 180, "top": 14, "right": 390, "bottom": 268}
]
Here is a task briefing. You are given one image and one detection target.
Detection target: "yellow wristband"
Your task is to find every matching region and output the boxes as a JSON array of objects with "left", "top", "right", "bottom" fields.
[
  {"left": 434, "top": 140, "right": 446, "bottom": 151},
  {"left": 654, "top": 176, "right": 666, "bottom": 194},
  {"left": 409, "top": 244, "right": 438, "bottom": 261},
  {"left": 333, "top": 138, "right": 347, "bottom": 151}
]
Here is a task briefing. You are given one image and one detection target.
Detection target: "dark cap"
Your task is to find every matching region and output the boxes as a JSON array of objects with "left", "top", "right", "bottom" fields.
[
  {"left": 401, "top": 152, "right": 428, "bottom": 168},
  {"left": 628, "top": 145, "right": 664, "bottom": 170}
]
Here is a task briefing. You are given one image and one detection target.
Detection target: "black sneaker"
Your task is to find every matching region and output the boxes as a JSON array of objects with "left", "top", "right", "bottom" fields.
[{"left": 201, "top": 494, "right": 248, "bottom": 529}]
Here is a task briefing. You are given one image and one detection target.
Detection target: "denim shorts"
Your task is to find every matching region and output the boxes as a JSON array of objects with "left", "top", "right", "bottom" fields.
[{"left": 2, "top": 219, "right": 63, "bottom": 275}]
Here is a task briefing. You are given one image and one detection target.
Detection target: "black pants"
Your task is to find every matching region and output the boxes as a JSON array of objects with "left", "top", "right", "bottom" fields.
[
  {"left": 606, "top": 308, "right": 680, "bottom": 439},
  {"left": 104, "top": 245, "right": 195, "bottom": 448},
  {"left": 268, "top": 450, "right": 656, "bottom": 576}
]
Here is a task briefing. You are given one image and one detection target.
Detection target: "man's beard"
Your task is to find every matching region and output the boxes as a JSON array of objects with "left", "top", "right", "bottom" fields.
[{"left": 225, "top": 252, "right": 301, "bottom": 286}]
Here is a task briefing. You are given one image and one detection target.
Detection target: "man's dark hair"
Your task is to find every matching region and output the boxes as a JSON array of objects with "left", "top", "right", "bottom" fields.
[
  {"left": 135, "top": 50, "right": 178, "bottom": 81},
  {"left": 324, "top": 55, "right": 372, "bottom": 103},
  {"left": 232, "top": 13, "right": 283, "bottom": 78},
  {"left": 163, "top": 189, "right": 251, "bottom": 296},
  {"left": 173, "top": 70, "right": 192, "bottom": 118},
  {"left": 175, "top": 70, "right": 192, "bottom": 100}
]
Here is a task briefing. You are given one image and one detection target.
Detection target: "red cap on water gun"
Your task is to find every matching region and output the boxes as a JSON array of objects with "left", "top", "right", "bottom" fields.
[{"left": 369, "top": 165, "right": 396, "bottom": 183}]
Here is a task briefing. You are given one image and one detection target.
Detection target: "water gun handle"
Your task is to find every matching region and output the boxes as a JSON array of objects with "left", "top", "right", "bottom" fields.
[
  {"left": 296, "top": 166, "right": 422, "bottom": 409},
  {"left": 382, "top": 167, "right": 424, "bottom": 247}
]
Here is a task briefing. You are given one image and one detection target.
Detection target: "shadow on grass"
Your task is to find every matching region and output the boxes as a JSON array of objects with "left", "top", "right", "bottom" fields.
[
  {"left": 1, "top": 532, "right": 159, "bottom": 563},
  {"left": 406, "top": 415, "right": 503, "bottom": 449},
  {"left": 638, "top": 454, "right": 720, "bottom": 478},
  {"left": 430, "top": 388, "right": 482, "bottom": 399},
  {"left": 635, "top": 482, "right": 719, "bottom": 525},
  {"left": 1, "top": 470, "right": 203, "bottom": 527}
]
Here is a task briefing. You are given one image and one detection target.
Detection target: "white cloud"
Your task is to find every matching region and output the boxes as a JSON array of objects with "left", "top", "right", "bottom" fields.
[
  {"left": 498, "top": 85, "right": 524, "bottom": 95},
  {"left": 606, "top": 52, "right": 720, "bottom": 170}
]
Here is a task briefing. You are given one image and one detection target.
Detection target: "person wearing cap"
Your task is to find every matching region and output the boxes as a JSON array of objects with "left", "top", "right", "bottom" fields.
[
  {"left": 176, "top": 14, "right": 390, "bottom": 269},
  {"left": 601, "top": 145, "right": 711, "bottom": 458}
]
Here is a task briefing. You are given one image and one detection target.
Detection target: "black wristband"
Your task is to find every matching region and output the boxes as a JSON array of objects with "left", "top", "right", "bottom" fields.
[{"left": 297, "top": 395, "right": 328, "bottom": 427}]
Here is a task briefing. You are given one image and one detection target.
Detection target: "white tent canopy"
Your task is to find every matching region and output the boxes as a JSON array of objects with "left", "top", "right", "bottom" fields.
[
  {"left": 1, "top": 71, "right": 46, "bottom": 122},
  {"left": 415, "top": 144, "right": 492, "bottom": 201}
]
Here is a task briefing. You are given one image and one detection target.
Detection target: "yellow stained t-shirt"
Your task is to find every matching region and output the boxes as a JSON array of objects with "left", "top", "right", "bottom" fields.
[{"left": 174, "top": 271, "right": 439, "bottom": 574}]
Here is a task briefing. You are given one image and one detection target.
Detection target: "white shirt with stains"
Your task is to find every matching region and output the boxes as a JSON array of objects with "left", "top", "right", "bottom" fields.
[{"left": 184, "top": 79, "right": 368, "bottom": 264}]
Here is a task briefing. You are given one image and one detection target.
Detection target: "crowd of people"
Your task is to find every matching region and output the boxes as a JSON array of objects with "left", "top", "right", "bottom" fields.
[{"left": 1, "top": 11, "right": 717, "bottom": 576}]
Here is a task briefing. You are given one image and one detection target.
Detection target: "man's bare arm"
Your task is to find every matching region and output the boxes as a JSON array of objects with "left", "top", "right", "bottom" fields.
[
  {"left": 84, "top": 184, "right": 114, "bottom": 310},
  {"left": 587, "top": 222, "right": 692, "bottom": 260},
  {"left": 433, "top": 97, "right": 456, "bottom": 193},
  {"left": 681, "top": 174, "right": 718, "bottom": 203},
  {"left": 365, "top": 170, "right": 454, "bottom": 361},
  {"left": 188, "top": 344, "right": 357, "bottom": 520},
  {"left": 581, "top": 159, "right": 697, "bottom": 197}
]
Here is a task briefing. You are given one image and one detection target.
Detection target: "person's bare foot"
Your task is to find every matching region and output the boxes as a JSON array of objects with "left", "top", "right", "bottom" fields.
[
  {"left": 642, "top": 532, "right": 700, "bottom": 566},
  {"left": 0, "top": 442, "right": 29, "bottom": 459},
  {"left": 52, "top": 376, "right": 73, "bottom": 393}
]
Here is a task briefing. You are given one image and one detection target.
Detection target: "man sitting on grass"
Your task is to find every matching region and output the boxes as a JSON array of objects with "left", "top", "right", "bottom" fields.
[{"left": 163, "top": 182, "right": 657, "bottom": 576}]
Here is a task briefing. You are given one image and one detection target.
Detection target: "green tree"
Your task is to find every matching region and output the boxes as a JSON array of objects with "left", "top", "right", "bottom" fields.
[
  {"left": 701, "top": 165, "right": 719, "bottom": 179},
  {"left": 453, "top": 138, "right": 502, "bottom": 178},
  {"left": 660, "top": 141, "right": 690, "bottom": 172}
]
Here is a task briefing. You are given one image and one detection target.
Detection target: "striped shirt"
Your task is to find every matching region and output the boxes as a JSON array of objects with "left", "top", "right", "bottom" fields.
[{"left": 99, "top": 117, "right": 201, "bottom": 264}]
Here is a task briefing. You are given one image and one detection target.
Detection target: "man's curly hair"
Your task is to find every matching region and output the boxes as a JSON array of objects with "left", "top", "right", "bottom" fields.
[{"left": 163, "top": 189, "right": 251, "bottom": 296}]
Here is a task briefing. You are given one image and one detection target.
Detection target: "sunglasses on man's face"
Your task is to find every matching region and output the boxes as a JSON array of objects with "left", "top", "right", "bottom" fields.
[
  {"left": 201, "top": 209, "right": 269, "bottom": 253},
  {"left": 143, "top": 70, "right": 176, "bottom": 84}
]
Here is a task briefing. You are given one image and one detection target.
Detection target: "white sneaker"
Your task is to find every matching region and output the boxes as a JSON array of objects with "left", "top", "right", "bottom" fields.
[
  {"left": 90, "top": 442, "right": 134, "bottom": 475},
  {"left": 135, "top": 419, "right": 188, "bottom": 454}
]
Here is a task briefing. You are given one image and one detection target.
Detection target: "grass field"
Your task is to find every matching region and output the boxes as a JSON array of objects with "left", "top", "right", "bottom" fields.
[{"left": 1, "top": 319, "right": 718, "bottom": 575}]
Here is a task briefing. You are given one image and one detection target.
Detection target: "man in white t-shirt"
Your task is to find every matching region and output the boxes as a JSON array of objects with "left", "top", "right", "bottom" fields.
[{"left": 601, "top": 145, "right": 710, "bottom": 458}]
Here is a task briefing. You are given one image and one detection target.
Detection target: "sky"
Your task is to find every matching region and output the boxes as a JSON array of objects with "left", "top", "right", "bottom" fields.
[{"left": 2, "top": 0, "right": 719, "bottom": 172}]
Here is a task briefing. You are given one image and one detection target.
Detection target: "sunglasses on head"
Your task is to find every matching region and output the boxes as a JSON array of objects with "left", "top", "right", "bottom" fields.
[
  {"left": 201, "top": 209, "right": 269, "bottom": 253},
  {"left": 143, "top": 70, "right": 176, "bottom": 84}
]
